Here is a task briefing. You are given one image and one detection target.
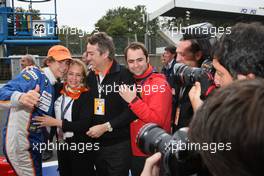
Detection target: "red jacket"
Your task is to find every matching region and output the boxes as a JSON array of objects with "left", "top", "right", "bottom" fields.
[{"left": 129, "top": 65, "right": 172, "bottom": 156}]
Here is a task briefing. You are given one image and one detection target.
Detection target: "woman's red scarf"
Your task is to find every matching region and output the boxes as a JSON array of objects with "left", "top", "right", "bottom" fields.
[{"left": 60, "top": 83, "right": 88, "bottom": 100}]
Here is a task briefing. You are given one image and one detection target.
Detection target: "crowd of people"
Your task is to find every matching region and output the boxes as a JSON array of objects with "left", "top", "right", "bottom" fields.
[
  {"left": 0, "top": 21, "right": 264, "bottom": 176},
  {"left": 142, "top": 22, "right": 264, "bottom": 176}
]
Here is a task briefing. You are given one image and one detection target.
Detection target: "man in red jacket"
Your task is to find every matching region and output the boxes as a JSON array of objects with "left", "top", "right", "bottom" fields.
[{"left": 119, "top": 42, "right": 172, "bottom": 176}]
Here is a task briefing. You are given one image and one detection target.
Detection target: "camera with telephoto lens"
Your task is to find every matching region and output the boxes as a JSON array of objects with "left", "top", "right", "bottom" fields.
[
  {"left": 173, "top": 60, "right": 216, "bottom": 100},
  {"left": 137, "top": 123, "right": 209, "bottom": 176},
  {"left": 172, "top": 22, "right": 217, "bottom": 99}
]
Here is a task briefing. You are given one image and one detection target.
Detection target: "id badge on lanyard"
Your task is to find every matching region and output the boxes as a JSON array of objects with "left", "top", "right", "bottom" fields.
[
  {"left": 94, "top": 75, "right": 105, "bottom": 115},
  {"left": 94, "top": 98, "right": 105, "bottom": 115}
]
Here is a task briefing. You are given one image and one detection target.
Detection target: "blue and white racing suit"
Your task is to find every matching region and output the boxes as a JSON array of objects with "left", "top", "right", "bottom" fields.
[{"left": 0, "top": 67, "right": 55, "bottom": 176}]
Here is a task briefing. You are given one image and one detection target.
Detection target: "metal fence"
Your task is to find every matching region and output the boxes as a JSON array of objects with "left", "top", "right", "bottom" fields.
[
  {"left": 0, "top": 56, "right": 45, "bottom": 81},
  {"left": 0, "top": 54, "right": 163, "bottom": 83}
]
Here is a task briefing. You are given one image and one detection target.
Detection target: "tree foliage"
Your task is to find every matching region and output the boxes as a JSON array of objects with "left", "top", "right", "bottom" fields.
[
  {"left": 57, "top": 25, "right": 89, "bottom": 55},
  {"left": 94, "top": 5, "right": 159, "bottom": 54}
]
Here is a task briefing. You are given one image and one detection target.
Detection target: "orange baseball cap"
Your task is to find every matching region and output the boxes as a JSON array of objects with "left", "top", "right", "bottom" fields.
[{"left": 47, "top": 45, "right": 72, "bottom": 61}]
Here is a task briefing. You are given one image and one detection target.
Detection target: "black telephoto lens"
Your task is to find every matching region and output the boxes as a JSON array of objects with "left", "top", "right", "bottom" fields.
[
  {"left": 136, "top": 123, "right": 211, "bottom": 176},
  {"left": 173, "top": 63, "right": 202, "bottom": 86},
  {"left": 136, "top": 123, "right": 171, "bottom": 155}
]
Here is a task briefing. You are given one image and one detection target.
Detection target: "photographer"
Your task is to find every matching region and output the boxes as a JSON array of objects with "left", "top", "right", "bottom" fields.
[
  {"left": 189, "top": 79, "right": 264, "bottom": 176},
  {"left": 141, "top": 79, "right": 264, "bottom": 176},
  {"left": 189, "top": 22, "right": 264, "bottom": 111},
  {"left": 173, "top": 23, "right": 214, "bottom": 132}
]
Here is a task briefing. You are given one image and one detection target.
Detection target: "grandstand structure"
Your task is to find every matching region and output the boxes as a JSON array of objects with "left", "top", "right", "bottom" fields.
[
  {"left": 150, "top": 0, "right": 264, "bottom": 50},
  {"left": 149, "top": 0, "right": 264, "bottom": 21}
]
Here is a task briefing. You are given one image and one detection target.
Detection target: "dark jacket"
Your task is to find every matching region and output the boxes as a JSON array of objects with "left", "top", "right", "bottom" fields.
[
  {"left": 54, "top": 84, "right": 96, "bottom": 175},
  {"left": 51, "top": 83, "right": 94, "bottom": 142},
  {"left": 161, "top": 59, "right": 176, "bottom": 88},
  {"left": 86, "top": 60, "right": 136, "bottom": 146},
  {"left": 173, "top": 86, "right": 193, "bottom": 132},
  {"left": 62, "top": 90, "right": 94, "bottom": 142}
]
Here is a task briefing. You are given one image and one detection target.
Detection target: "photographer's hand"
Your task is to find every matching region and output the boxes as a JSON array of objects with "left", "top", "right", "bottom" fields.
[
  {"left": 141, "top": 152, "right": 161, "bottom": 176},
  {"left": 189, "top": 82, "right": 203, "bottom": 112}
]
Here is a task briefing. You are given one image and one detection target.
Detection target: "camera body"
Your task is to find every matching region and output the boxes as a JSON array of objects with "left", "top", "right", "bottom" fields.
[
  {"left": 173, "top": 60, "right": 215, "bottom": 99},
  {"left": 137, "top": 123, "right": 206, "bottom": 176}
]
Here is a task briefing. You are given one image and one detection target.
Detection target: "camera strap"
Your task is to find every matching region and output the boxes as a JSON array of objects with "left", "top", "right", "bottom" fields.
[
  {"left": 179, "top": 87, "right": 186, "bottom": 101},
  {"left": 174, "top": 87, "right": 186, "bottom": 126}
]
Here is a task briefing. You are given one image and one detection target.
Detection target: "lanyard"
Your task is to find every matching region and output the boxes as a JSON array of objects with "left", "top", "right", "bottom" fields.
[
  {"left": 96, "top": 75, "right": 104, "bottom": 98},
  {"left": 60, "top": 95, "right": 73, "bottom": 120}
]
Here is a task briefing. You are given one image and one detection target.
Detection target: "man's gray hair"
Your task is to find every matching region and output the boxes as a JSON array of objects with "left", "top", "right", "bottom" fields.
[{"left": 22, "top": 54, "right": 37, "bottom": 65}]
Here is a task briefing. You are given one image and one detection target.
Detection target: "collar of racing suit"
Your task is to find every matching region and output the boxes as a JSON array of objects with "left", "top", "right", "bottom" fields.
[{"left": 42, "top": 67, "right": 57, "bottom": 85}]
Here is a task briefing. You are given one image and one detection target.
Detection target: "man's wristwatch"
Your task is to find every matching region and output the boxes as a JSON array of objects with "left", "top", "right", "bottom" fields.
[{"left": 105, "top": 122, "right": 113, "bottom": 132}]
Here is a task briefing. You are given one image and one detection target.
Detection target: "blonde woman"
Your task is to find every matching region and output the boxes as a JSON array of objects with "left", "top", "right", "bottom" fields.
[{"left": 35, "top": 59, "right": 96, "bottom": 176}]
